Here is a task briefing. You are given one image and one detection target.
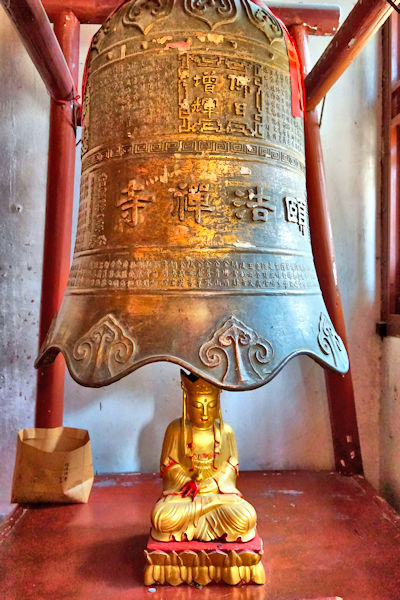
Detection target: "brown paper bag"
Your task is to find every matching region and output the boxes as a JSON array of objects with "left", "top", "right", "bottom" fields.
[{"left": 11, "top": 426, "right": 94, "bottom": 504}]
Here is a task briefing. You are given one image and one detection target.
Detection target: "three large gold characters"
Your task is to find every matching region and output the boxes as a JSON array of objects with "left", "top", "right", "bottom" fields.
[{"left": 36, "top": 0, "right": 349, "bottom": 587}]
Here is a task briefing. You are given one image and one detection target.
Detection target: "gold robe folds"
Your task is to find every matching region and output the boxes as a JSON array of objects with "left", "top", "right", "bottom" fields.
[{"left": 151, "top": 418, "right": 256, "bottom": 542}]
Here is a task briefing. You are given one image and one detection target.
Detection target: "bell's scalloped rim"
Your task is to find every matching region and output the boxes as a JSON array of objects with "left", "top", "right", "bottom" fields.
[{"left": 35, "top": 343, "right": 349, "bottom": 392}]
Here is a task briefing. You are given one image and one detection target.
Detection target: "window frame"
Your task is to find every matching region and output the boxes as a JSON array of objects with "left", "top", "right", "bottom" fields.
[{"left": 381, "top": 15, "right": 400, "bottom": 336}]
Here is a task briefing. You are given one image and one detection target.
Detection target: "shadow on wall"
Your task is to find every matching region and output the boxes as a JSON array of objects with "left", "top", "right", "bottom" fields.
[
  {"left": 137, "top": 355, "right": 335, "bottom": 475},
  {"left": 136, "top": 364, "right": 181, "bottom": 474},
  {"left": 64, "top": 352, "right": 336, "bottom": 476},
  {"left": 64, "top": 362, "right": 181, "bottom": 475}
]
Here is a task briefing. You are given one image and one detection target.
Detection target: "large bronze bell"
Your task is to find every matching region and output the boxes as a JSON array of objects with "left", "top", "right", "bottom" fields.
[{"left": 35, "top": 0, "right": 348, "bottom": 390}]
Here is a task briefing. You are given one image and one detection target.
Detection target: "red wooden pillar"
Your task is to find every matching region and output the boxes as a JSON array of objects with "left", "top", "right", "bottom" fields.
[
  {"left": 35, "top": 10, "right": 80, "bottom": 428},
  {"left": 290, "top": 25, "right": 363, "bottom": 475}
]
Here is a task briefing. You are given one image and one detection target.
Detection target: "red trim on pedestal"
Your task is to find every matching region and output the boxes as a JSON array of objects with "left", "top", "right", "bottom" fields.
[{"left": 147, "top": 531, "right": 262, "bottom": 553}]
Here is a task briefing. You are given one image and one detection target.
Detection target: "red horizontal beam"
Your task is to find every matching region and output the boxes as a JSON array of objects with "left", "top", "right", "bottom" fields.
[
  {"left": 305, "top": 0, "right": 400, "bottom": 110},
  {"left": 0, "top": 0, "right": 77, "bottom": 102},
  {"left": 42, "top": 0, "right": 117, "bottom": 22},
  {"left": 268, "top": 3, "right": 340, "bottom": 35},
  {"left": 42, "top": 0, "right": 340, "bottom": 34}
]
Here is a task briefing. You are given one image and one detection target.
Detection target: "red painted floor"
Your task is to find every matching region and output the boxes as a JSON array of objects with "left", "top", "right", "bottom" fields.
[{"left": 1, "top": 471, "right": 400, "bottom": 600}]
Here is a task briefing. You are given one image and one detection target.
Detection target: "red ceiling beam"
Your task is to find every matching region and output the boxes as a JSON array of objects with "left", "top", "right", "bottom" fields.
[
  {"left": 305, "top": 0, "right": 400, "bottom": 110},
  {"left": 42, "top": 0, "right": 118, "bottom": 23},
  {"left": 268, "top": 3, "right": 340, "bottom": 35},
  {"left": 41, "top": 0, "right": 340, "bottom": 34},
  {"left": 0, "top": 0, "right": 77, "bottom": 102}
]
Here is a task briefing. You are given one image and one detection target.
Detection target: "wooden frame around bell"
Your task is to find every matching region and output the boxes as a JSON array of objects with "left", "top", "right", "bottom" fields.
[{"left": 3, "top": 0, "right": 394, "bottom": 475}]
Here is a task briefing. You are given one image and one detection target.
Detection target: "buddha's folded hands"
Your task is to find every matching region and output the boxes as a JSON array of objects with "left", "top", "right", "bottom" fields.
[{"left": 197, "top": 476, "right": 219, "bottom": 494}]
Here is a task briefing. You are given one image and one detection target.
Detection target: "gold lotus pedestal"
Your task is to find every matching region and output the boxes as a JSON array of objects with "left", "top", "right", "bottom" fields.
[{"left": 144, "top": 534, "right": 266, "bottom": 586}]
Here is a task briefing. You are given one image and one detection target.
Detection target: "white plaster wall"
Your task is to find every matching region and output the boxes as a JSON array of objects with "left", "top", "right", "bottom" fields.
[
  {"left": 0, "top": 1, "right": 386, "bottom": 508},
  {"left": 0, "top": 11, "right": 48, "bottom": 512}
]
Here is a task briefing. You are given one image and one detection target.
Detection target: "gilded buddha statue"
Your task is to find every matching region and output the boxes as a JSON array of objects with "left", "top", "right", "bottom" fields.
[{"left": 151, "top": 370, "right": 257, "bottom": 543}]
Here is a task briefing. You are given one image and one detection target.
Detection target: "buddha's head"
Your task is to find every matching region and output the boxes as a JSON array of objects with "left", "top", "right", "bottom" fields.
[{"left": 181, "top": 370, "right": 221, "bottom": 430}]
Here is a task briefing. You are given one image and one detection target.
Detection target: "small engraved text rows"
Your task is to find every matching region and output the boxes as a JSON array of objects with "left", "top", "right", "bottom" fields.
[{"left": 68, "top": 257, "right": 319, "bottom": 292}]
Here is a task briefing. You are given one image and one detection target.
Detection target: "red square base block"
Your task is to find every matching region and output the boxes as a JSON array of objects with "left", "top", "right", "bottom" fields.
[{"left": 144, "top": 532, "right": 266, "bottom": 586}]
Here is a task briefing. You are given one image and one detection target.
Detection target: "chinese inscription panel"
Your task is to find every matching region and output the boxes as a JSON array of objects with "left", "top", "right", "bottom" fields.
[
  {"left": 179, "top": 54, "right": 263, "bottom": 138},
  {"left": 89, "top": 55, "right": 177, "bottom": 149}
]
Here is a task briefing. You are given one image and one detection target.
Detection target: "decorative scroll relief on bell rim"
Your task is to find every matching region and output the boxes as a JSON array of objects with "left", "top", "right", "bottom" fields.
[
  {"left": 183, "top": 0, "right": 237, "bottom": 30},
  {"left": 241, "top": 0, "right": 284, "bottom": 44},
  {"left": 199, "top": 315, "right": 274, "bottom": 384},
  {"left": 122, "top": 0, "right": 175, "bottom": 35},
  {"left": 87, "top": 0, "right": 283, "bottom": 51},
  {"left": 36, "top": 316, "right": 58, "bottom": 366},
  {"left": 72, "top": 314, "right": 136, "bottom": 382},
  {"left": 318, "top": 312, "right": 348, "bottom": 373}
]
